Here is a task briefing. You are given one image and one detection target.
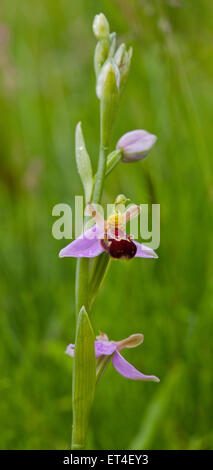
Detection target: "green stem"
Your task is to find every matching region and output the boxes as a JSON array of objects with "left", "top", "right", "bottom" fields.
[
  {"left": 75, "top": 96, "right": 109, "bottom": 320},
  {"left": 73, "top": 59, "right": 118, "bottom": 451},
  {"left": 92, "top": 144, "right": 108, "bottom": 204},
  {"left": 74, "top": 146, "right": 107, "bottom": 319},
  {"left": 75, "top": 258, "right": 89, "bottom": 320},
  {"left": 92, "top": 63, "right": 118, "bottom": 204}
]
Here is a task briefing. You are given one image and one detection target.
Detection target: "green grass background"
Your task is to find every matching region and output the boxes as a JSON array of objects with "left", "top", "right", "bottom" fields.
[{"left": 0, "top": 0, "right": 213, "bottom": 450}]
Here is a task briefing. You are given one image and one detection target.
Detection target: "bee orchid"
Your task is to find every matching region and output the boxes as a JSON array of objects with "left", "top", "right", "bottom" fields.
[
  {"left": 59, "top": 203, "right": 158, "bottom": 260},
  {"left": 66, "top": 332, "right": 160, "bottom": 383}
]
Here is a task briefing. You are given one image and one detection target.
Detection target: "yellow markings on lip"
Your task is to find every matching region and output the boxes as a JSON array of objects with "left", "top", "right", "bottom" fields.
[{"left": 106, "top": 212, "right": 125, "bottom": 234}]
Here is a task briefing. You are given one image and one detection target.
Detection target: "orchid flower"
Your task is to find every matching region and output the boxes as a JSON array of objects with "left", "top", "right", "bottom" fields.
[
  {"left": 66, "top": 332, "right": 160, "bottom": 383},
  {"left": 59, "top": 203, "right": 158, "bottom": 260}
]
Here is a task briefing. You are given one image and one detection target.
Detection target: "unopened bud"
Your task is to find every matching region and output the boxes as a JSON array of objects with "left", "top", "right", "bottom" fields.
[
  {"left": 108, "top": 32, "right": 117, "bottom": 58},
  {"left": 100, "top": 63, "right": 119, "bottom": 147},
  {"left": 115, "top": 194, "right": 130, "bottom": 206},
  {"left": 96, "top": 61, "right": 120, "bottom": 100},
  {"left": 93, "top": 13, "right": 110, "bottom": 40},
  {"left": 116, "top": 129, "right": 157, "bottom": 162},
  {"left": 122, "top": 50, "right": 132, "bottom": 91},
  {"left": 114, "top": 43, "right": 126, "bottom": 68},
  {"left": 94, "top": 40, "right": 109, "bottom": 77}
]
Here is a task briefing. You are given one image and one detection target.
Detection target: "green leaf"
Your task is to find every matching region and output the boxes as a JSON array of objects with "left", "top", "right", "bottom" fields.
[
  {"left": 105, "top": 149, "right": 122, "bottom": 176},
  {"left": 71, "top": 306, "right": 96, "bottom": 450},
  {"left": 88, "top": 252, "right": 111, "bottom": 308},
  {"left": 75, "top": 122, "right": 93, "bottom": 202},
  {"left": 96, "top": 355, "right": 112, "bottom": 385}
]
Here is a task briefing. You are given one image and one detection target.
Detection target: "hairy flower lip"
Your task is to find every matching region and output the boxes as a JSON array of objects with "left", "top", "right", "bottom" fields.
[
  {"left": 100, "top": 236, "right": 137, "bottom": 259},
  {"left": 66, "top": 332, "right": 160, "bottom": 383}
]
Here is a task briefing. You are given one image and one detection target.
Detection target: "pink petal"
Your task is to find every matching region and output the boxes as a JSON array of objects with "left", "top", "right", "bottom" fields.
[
  {"left": 134, "top": 241, "right": 158, "bottom": 259},
  {"left": 112, "top": 351, "right": 160, "bottom": 382},
  {"left": 59, "top": 225, "right": 104, "bottom": 258},
  {"left": 95, "top": 341, "right": 117, "bottom": 357},
  {"left": 65, "top": 341, "right": 117, "bottom": 358}
]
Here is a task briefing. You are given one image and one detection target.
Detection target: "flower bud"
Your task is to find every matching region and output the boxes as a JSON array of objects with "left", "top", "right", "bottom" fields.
[
  {"left": 100, "top": 63, "right": 119, "bottom": 147},
  {"left": 114, "top": 44, "right": 132, "bottom": 93},
  {"left": 96, "top": 60, "right": 120, "bottom": 100},
  {"left": 114, "top": 43, "right": 126, "bottom": 68},
  {"left": 116, "top": 129, "right": 157, "bottom": 163},
  {"left": 94, "top": 40, "right": 109, "bottom": 77},
  {"left": 108, "top": 32, "right": 117, "bottom": 58},
  {"left": 93, "top": 13, "right": 110, "bottom": 40},
  {"left": 115, "top": 194, "right": 130, "bottom": 206}
]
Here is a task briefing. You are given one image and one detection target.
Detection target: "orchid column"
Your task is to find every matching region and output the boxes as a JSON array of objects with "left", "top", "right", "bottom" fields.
[{"left": 59, "top": 13, "right": 158, "bottom": 450}]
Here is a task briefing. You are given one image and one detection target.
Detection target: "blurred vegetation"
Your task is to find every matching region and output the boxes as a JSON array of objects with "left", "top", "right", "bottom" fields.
[{"left": 0, "top": 0, "right": 213, "bottom": 450}]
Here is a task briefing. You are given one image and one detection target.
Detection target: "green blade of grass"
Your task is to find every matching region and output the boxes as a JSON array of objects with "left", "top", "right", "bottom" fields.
[{"left": 129, "top": 365, "right": 182, "bottom": 450}]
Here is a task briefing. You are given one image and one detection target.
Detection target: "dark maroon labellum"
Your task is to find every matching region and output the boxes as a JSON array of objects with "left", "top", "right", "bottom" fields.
[{"left": 100, "top": 236, "right": 137, "bottom": 259}]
